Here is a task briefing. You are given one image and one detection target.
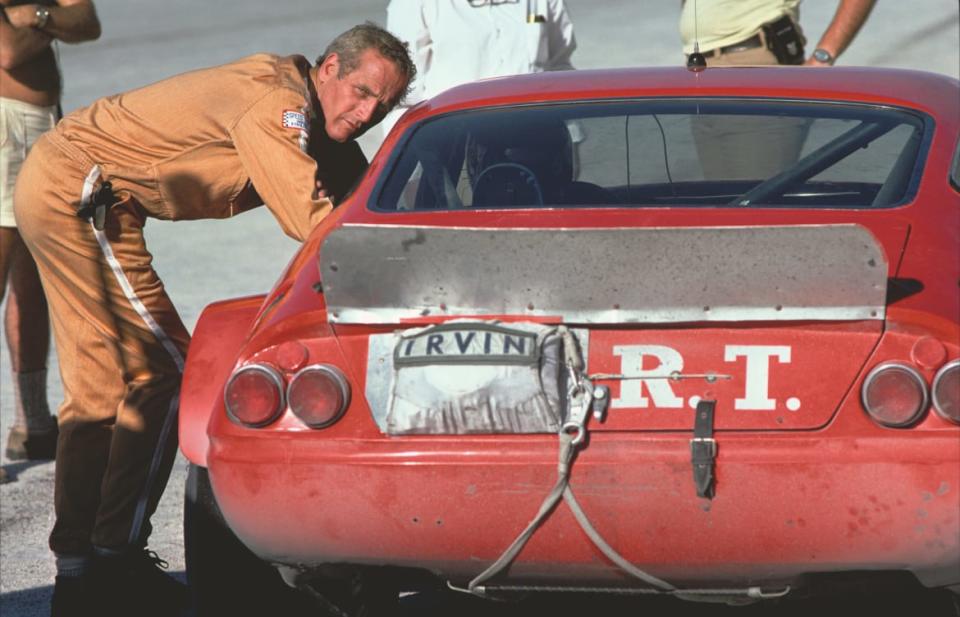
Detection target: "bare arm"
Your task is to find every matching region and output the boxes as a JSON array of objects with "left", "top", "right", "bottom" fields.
[
  {"left": 805, "top": 0, "right": 876, "bottom": 66},
  {"left": 0, "top": 8, "right": 52, "bottom": 69},
  {"left": 5, "top": 0, "right": 100, "bottom": 43}
]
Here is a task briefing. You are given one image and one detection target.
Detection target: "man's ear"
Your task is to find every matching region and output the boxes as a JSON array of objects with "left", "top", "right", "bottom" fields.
[{"left": 318, "top": 52, "right": 340, "bottom": 82}]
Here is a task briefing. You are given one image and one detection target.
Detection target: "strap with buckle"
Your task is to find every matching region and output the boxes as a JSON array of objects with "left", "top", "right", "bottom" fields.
[
  {"left": 77, "top": 181, "right": 117, "bottom": 231},
  {"left": 691, "top": 399, "right": 717, "bottom": 499}
]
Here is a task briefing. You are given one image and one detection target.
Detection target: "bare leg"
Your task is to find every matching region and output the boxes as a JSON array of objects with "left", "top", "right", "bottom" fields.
[
  {"left": 0, "top": 226, "right": 18, "bottom": 298},
  {"left": 1, "top": 226, "right": 56, "bottom": 460},
  {"left": 5, "top": 232, "right": 50, "bottom": 372},
  {"left": 1, "top": 204, "right": 13, "bottom": 482}
]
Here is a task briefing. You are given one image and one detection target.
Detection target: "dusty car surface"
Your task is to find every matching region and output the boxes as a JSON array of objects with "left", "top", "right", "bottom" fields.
[{"left": 179, "top": 66, "right": 960, "bottom": 615}]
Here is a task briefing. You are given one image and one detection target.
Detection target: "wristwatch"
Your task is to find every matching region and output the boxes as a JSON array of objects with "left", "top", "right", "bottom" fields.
[
  {"left": 35, "top": 5, "right": 51, "bottom": 30},
  {"left": 811, "top": 48, "right": 834, "bottom": 65}
]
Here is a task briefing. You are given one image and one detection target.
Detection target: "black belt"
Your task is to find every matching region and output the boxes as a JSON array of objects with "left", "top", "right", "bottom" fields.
[{"left": 702, "top": 33, "right": 763, "bottom": 58}]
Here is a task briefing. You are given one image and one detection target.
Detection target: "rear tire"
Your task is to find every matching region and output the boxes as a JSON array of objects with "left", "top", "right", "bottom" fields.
[
  {"left": 184, "top": 463, "right": 315, "bottom": 617},
  {"left": 297, "top": 567, "right": 401, "bottom": 617}
]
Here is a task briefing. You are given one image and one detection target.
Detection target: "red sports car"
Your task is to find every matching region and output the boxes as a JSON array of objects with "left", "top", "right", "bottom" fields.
[{"left": 180, "top": 66, "right": 960, "bottom": 616}]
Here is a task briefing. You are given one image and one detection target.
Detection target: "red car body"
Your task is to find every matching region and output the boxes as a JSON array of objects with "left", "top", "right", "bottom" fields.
[{"left": 180, "top": 66, "right": 960, "bottom": 606}]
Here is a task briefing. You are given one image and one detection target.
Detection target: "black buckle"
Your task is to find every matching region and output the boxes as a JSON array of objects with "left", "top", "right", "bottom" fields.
[
  {"left": 76, "top": 181, "right": 116, "bottom": 231},
  {"left": 691, "top": 400, "right": 717, "bottom": 499}
]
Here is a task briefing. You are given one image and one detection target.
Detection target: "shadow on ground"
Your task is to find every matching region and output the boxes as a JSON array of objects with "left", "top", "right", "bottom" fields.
[
  {"left": 2, "top": 574, "right": 956, "bottom": 616},
  {"left": 0, "top": 459, "right": 50, "bottom": 483},
  {"left": 0, "top": 571, "right": 190, "bottom": 617},
  {"left": 396, "top": 587, "right": 960, "bottom": 617}
]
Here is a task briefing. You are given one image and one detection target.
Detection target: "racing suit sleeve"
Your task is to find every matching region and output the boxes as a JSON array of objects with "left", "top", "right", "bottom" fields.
[
  {"left": 545, "top": 0, "right": 577, "bottom": 71},
  {"left": 230, "top": 87, "right": 331, "bottom": 242},
  {"left": 382, "top": 0, "right": 431, "bottom": 136}
]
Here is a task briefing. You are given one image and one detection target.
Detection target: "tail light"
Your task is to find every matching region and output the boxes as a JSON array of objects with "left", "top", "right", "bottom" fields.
[
  {"left": 224, "top": 363, "right": 285, "bottom": 427},
  {"left": 931, "top": 359, "right": 960, "bottom": 424},
  {"left": 287, "top": 365, "right": 350, "bottom": 428},
  {"left": 861, "top": 362, "right": 928, "bottom": 428}
]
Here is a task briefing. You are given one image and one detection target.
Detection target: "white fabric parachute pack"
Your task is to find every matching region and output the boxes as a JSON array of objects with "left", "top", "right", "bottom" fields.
[{"left": 385, "top": 321, "right": 571, "bottom": 435}]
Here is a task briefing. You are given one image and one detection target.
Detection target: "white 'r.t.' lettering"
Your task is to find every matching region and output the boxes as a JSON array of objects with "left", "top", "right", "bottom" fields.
[
  {"left": 611, "top": 345, "right": 684, "bottom": 408},
  {"left": 724, "top": 345, "right": 791, "bottom": 410}
]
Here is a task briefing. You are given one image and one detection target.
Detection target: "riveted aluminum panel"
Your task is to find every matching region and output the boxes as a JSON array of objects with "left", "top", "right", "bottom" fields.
[{"left": 320, "top": 224, "right": 887, "bottom": 325}]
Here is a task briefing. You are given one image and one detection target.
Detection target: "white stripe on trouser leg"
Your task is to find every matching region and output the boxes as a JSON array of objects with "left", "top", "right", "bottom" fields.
[
  {"left": 80, "top": 164, "right": 101, "bottom": 212},
  {"left": 91, "top": 227, "right": 185, "bottom": 372},
  {"left": 127, "top": 391, "right": 180, "bottom": 546},
  {"left": 82, "top": 165, "right": 185, "bottom": 547}
]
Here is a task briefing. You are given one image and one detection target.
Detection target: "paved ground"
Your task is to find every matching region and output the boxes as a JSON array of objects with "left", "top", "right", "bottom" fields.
[{"left": 1, "top": 1, "right": 958, "bottom": 615}]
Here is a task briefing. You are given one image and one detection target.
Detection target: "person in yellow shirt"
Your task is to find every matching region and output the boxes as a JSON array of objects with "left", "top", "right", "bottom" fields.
[
  {"left": 680, "top": 0, "right": 876, "bottom": 67},
  {"left": 679, "top": 0, "right": 876, "bottom": 180}
]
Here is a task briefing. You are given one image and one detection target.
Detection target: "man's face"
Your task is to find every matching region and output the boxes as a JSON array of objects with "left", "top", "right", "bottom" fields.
[{"left": 316, "top": 49, "right": 404, "bottom": 142}]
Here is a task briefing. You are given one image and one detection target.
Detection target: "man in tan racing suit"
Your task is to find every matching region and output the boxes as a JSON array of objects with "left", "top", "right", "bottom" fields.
[{"left": 14, "top": 23, "right": 414, "bottom": 617}]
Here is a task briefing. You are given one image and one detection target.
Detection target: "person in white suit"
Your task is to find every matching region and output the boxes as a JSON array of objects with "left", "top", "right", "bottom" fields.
[{"left": 383, "top": 0, "right": 577, "bottom": 136}]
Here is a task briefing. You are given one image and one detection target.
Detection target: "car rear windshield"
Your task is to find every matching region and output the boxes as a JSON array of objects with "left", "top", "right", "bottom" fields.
[{"left": 374, "top": 99, "right": 929, "bottom": 211}]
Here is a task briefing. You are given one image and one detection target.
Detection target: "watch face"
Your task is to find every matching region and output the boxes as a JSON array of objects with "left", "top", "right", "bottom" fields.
[{"left": 813, "top": 49, "right": 832, "bottom": 63}]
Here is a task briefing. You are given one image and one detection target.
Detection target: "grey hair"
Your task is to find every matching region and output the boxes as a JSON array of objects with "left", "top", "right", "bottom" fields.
[{"left": 317, "top": 22, "right": 416, "bottom": 105}]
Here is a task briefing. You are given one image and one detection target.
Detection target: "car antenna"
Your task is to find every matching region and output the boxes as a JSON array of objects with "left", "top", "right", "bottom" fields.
[{"left": 686, "top": 0, "right": 707, "bottom": 71}]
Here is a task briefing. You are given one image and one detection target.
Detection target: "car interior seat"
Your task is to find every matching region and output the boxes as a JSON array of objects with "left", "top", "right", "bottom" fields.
[{"left": 468, "top": 118, "right": 612, "bottom": 208}]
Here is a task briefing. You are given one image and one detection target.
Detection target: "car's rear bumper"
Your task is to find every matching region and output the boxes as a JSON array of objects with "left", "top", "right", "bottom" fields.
[{"left": 206, "top": 430, "right": 960, "bottom": 591}]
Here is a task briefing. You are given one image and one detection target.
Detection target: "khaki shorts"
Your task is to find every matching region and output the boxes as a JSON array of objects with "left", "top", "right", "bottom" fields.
[
  {"left": 691, "top": 45, "right": 811, "bottom": 180},
  {"left": 1, "top": 98, "right": 58, "bottom": 228}
]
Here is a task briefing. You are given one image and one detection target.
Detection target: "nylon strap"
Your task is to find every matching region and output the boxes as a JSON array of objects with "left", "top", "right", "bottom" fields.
[{"left": 467, "top": 327, "right": 674, "bottom": 593}]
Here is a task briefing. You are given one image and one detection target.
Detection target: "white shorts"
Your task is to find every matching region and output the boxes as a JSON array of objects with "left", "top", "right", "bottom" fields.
[{"left": 1, "top": 97, "right": 58, "bottom": 228}]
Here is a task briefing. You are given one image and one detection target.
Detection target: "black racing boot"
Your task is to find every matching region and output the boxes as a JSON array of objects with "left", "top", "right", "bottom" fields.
[
  {"left": 93, "top": 548, "right": 190, "bottom": 617},
  {"left": 50, "top": 574, "right": 96, "bottom": 617},
  {"left": 5, "top": 424, "right": 58, "bottom": 460}
]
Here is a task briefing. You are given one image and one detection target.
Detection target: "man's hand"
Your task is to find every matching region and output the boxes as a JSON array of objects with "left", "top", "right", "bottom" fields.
[
  {"left": 316, "top": 178, "right": 333, "bottom": 204},
  {"left": 0, "top": 5, "right": 52, "bottom": 69},
  {"left": 4, "top": 1, "right": 100, "bottom": 42},
  {"left": 4, "top": 4, "right": 40, "bottom": 29}
]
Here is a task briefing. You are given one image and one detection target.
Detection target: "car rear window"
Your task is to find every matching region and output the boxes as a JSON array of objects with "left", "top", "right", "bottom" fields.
[{"left": 374, "top": 100, "right": 929, "bottom": 211}]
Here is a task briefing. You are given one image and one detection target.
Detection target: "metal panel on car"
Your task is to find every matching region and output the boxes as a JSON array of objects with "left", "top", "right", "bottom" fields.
[{"left": 320, "top": 224, "right": 887, "bottom": 325}]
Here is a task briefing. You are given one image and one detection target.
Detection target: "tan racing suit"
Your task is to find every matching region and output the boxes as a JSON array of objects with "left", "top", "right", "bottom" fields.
[{"left": 14, "top": 53, "right": 366, "bottom": 555}]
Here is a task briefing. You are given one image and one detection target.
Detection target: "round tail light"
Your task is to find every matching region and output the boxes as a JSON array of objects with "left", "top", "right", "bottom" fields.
[
  {"left": 861, "top": 362, "right": 928, "bottom": 428},
  {"left": 931, "top": 359, "right": 960, "bottom": 425},
  {"left": 224, "top": 364, "right": 285, "bottom": 427},
  {"left": 287, "top": 365, "right": 350, "bottom": 428}
]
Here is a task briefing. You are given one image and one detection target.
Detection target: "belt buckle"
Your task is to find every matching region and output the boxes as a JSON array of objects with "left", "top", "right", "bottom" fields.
[
  {"left": 690, "top": 436, "right": 717, "bottom": 459},
  {"left": 719, "top": 33, "right": 762, "bottom": 55}
]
